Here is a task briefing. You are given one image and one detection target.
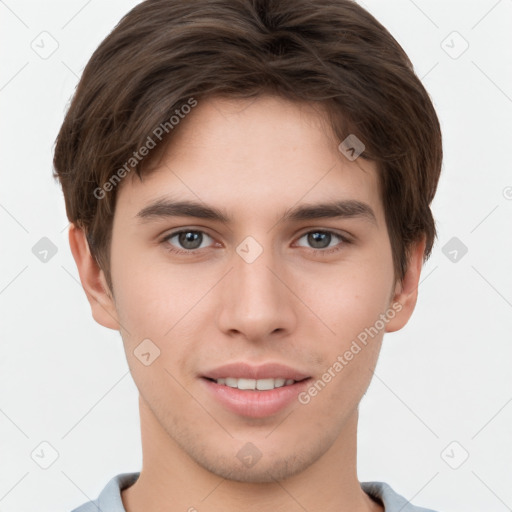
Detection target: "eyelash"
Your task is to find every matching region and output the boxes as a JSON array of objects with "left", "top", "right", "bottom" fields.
[{"left": 160, "top": 228, "right": 351, "bottom": 257}]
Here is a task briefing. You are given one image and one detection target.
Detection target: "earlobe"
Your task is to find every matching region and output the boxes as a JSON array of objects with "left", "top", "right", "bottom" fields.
[
  {"left": 385, "top": 235, "right": 427, "bottom": 334},
  {"left": 68, "top": 224, "right": 120, "bottom": 331}
]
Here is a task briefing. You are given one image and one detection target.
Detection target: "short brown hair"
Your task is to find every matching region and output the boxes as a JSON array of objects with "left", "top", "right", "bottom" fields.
[{"left": 53, "top": 0, "right": 442, "bottom": 294}]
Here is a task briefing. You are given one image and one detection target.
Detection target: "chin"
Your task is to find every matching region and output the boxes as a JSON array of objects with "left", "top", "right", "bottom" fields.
[{"left": 192, "top": 444, "right": 326, "bottom": 484}]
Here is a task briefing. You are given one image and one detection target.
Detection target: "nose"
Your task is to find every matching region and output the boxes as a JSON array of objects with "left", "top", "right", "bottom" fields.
[{"left": 216, "top": 241, "right": 297, "bottom": 342}]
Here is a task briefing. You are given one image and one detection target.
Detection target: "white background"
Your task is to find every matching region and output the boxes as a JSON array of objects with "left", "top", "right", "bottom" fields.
[{"left": 0, "top": 1, "right": 511, "bottom": 511}]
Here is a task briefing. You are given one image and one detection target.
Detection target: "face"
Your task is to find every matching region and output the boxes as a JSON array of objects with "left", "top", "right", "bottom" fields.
[{"left": 103, "top": 95, "right": 404, "bottom": 482}]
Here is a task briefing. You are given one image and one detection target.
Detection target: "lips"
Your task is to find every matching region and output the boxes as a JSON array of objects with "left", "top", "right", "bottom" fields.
[
  {"left": 202, "top": 362, "right": 310, "bottom": 381},
  {"left": 200, "top": 362, "right": 312, "bottom": 417}
]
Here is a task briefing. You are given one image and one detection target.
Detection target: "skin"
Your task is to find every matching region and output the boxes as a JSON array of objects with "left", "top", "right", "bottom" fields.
[{"left": 69, "top": 94, "right": 425, "bottom": 512}]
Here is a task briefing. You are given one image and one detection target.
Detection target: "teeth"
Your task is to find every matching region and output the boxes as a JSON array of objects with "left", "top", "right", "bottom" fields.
[
  {"left": 215, "top": 377, "right": 297, "bottom": 390},
  {"left": 225, "top": 377, "right": 238, "bottom": 388},
  {"left": 238, "top": 378, "right": 256, "bottom": 390}
]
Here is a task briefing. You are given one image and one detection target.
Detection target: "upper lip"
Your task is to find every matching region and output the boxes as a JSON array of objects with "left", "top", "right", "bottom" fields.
[{"left": 202, "top": 362, "right": 310, "bottom": 381}]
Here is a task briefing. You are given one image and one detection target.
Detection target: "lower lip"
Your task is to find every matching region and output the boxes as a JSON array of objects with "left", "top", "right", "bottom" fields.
[{"left": 201, "top": 378, "right": 311, "bottom": 418}]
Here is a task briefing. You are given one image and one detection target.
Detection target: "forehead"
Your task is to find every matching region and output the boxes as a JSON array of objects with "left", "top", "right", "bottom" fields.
[{"left": 116, "top": 94, "right": 383, "bottom": 225}]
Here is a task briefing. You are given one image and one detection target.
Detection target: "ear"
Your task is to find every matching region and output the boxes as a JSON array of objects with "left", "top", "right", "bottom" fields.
[
  {"left": 384, "top": 235, "right": 427, "bottom": 333},
  {"left": 68, "top": 223, "right": 120, "bottom": 330}
]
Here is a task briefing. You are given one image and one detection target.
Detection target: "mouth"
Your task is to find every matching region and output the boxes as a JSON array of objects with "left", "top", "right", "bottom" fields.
[{"left": 199, "top": 363, "right": 312, "bottom": 418}]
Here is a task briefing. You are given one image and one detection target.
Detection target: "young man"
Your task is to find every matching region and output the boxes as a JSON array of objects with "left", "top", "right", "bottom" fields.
[{"left": 53, "top": 0, "right": 443, "bottom": 510}]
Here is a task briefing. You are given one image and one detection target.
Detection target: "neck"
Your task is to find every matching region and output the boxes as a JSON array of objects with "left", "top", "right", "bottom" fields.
[{"left": 121, "top": 395, "right": 383, "bottom": 512}]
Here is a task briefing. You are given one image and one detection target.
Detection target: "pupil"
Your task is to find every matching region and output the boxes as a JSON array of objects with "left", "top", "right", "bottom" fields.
[
  {"left": 179, "top": 231, "right": 201, "bottom": 249},
  {"left": 309, "top": 232, "right": 330, "bottom": 249}
]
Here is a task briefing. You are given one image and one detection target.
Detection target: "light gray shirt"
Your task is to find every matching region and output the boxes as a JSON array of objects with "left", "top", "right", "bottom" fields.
[{"left": 70, "top": 472, "right": 440, "bottom": 512}]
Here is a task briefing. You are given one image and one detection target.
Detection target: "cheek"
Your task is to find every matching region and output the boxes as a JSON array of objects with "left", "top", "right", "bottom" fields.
[
  {"left": 110, "top": 264, "right": 200, "bottom": 402},
  {"left": 110, "top": 248, "right": 213, "bottom": 371},
  {"left": 304, "top": 255, "right": 394, "bottom": 344},
  {"left": 110, "top": 243, "right": 187, "bottom": 332},
  {"left": 298, "top": 265, "right": 389, "bottom": 416}
]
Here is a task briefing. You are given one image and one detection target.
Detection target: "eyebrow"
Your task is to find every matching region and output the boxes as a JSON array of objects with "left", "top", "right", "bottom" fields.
[{"left": 135, "top": 197, "right": 377, "bottom": 226}]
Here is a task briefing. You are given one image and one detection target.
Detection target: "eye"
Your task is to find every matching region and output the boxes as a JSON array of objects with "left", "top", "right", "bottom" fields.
[
  {"left": 162, "top": 229, "right": 214, "bottom": 254},
  {"left": 295, "top": 230, "right": 350, "bottom": 254},
  {"left": 160, "top": 228, "right": 351, "bottom": 256}
]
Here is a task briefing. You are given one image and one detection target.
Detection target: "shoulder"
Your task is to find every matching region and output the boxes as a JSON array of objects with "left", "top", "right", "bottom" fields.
[
  {"left": 361, "top": 481, "right": 441, "bottom": 512},
  {"left": 70, "top": 472, "right": 140, "bottom": 512}
]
